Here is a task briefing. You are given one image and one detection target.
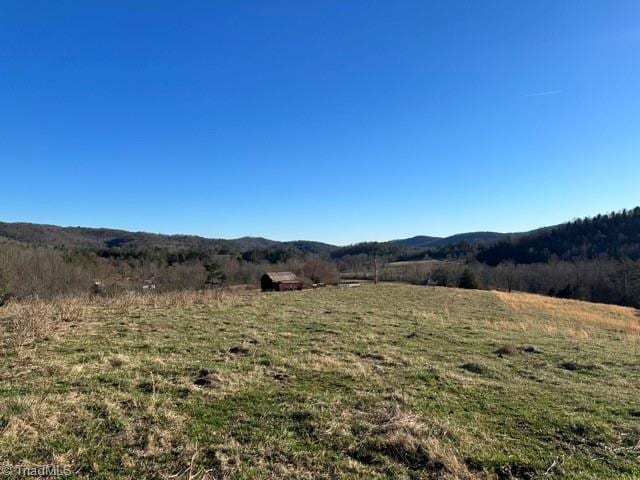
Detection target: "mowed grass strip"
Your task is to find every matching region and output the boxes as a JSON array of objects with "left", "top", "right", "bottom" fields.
[{"left": 0, "top": 284, "right": 639, "bottom": 479}]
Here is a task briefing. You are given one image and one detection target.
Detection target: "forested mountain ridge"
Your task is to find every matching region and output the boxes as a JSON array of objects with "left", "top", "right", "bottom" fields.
[
  {"left": 2, "top": 208, "right": 639, "bottom": 267},
  {"left": 330, "top": 232, "right": 521, "bottom": 259},
  {"left": 0, "top": 222, "right": 226, "bottom": 249},
  {"left": 390, "top": 235, "right": 442, "bottom": 248},
  {"left": 392, "top": 232, "right": 508, "bottom": 249},
  {"left": 477, "top": 208, "right": 640, "bottom": 265},
  {"left": 0, "top": 221, "right": 512, "bottom": 259},
  {"left": 0, "top": 222, "right": 336, "bottom": 256}
]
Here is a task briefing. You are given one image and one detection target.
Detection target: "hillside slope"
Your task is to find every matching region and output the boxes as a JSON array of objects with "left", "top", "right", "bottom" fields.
[
  {"left": 1, "top": 284, "right": 638, "bottom": 479},
  {"left": 0, "top": 221, "right": 337, "bottom": 255},
  {"left": 0, "top": 221, "right": 226, "bottom": 249},
  {"left": 0, "top": 220, "right": 518, "bottom": 254},
  {"left": 477, "top": 208, "right": 640, "bottom": 265}
]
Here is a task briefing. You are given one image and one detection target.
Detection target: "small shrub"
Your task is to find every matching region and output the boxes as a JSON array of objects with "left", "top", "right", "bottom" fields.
[{"left": 429, "top": 268, "right": 449, "bottom": 286}]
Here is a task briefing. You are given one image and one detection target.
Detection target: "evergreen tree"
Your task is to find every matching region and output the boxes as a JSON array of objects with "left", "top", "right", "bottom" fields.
[
  {"left": 458, "top": 268, "right": 479, "bottom": 289},
  {"left": 204, "top": 262, "right": 226, "bottom": 287}
]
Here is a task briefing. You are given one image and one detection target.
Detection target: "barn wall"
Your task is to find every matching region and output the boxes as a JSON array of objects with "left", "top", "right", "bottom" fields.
[
  {"left": 261, "top": 276, "right": 274, "bottom": 291},
  {"left": 276, "top": 282, "right": 303, "bottom": 291}
]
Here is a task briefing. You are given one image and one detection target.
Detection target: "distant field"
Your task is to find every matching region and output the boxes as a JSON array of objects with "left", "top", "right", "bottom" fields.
[
  {"left": 385, "top": 260, "right": 454, "bottom": 266},
  {"left": 1, "top": 285, "right": 639, "bottom": 479}
]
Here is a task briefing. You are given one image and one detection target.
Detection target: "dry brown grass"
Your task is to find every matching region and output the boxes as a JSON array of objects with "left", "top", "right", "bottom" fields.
[
  {"left": 0, "top": 392, "right": 75, "bottom": 445},
  {"left": 94, "top": 288, "right": 244, "bottom": 312},
  {"left": 4, "top": 300, "right": 55, "bottom": 350},
  {"left": 0, "top": 289, "right": 245, "bottom": 354},
  {"left": 1, "top": 297, "right": 85, "bottom": 351},
  {"left": 494, "top": 290, "right": 640, "bottom": 342},
  {"left": 360, "top": 405, "right": 477, "bottom": 479},
  {"left": 494, "top": 343, "right": 518, "bottom": 356}
]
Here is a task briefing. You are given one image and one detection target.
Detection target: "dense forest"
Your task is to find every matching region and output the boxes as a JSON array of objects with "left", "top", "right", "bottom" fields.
[
  {"left": 1, "top": 208, "right": 639, "bottom": 307},
  {"left": 477, "top": 208, "right": 640, "bottom": 265}
]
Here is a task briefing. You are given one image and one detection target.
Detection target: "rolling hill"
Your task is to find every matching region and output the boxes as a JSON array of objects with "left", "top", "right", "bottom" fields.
[
  {"left": 3, "top": 209, "right": 635, "bottom": 263},
  {"left": 0, "top": 222, "right": 337, "bottom": 256},
  {"left": 0, "top": 221, "right": 514, "bottom": 257},
  {"left": 477, "top": 207, "right": 640, "bottom": 265},
  {"left": 392, "top": 232, "right": 508, "bottom": 249},
  {"left": 1, "top": 284, "right": 638, "bottom": 478}
]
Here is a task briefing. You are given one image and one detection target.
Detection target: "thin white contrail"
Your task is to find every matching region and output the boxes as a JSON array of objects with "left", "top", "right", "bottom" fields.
[{"left": 523, "top": 90, "right": 562, "bottom": 97}]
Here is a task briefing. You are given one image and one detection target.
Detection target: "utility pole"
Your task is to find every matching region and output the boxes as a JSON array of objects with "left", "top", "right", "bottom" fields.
[{"left": 374, "top": 255, "right": 378, "bottom": 284}]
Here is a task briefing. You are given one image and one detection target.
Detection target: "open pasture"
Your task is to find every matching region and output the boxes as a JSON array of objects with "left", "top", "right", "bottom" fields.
[{"left": 0, "top": 285, "right": 639, "bottom": 479}]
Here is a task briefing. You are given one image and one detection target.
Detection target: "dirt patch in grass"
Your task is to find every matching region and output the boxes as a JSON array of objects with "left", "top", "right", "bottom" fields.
[
  {"left": 228, "top": 344, "right": 251, "bottom": 356},
  {"left": 137, "top": 381, "right": 156, "bottom": 394},
  {"left": 494, "top": 344, "right": 518, "bottom": 356},
  {"left": 559, "top": 361, "right": 599, "bottom": 372},
  {"left": 272, "top": 372, "right": 289, "bottom": 382},
  {"left": 460, "top": 362, "right": 489, "bottom": 375},
  {"left": 359, "top": 352, "right": 386, "bottom": 362},
  {"left": 521, "top": 345, "right": 542, "bottom": 354},
  {"left": 193, "top": 369, "right": 222, "bottom": 388}
]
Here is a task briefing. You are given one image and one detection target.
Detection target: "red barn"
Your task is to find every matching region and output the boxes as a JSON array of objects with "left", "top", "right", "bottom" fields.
[{"left": 261, "top": 272, "right": 303, "bottom": 292}]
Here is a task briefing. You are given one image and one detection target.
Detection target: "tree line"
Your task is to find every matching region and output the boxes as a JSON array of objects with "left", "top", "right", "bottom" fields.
[
  {"left": 0, "top": 239, "right": 339, "bottom": 301},
  {"left": 335, "top": 209, "right": 640, "bottom": 307},
  {"left": 1, "top": 208, "right": 639, "bottom": 308}
]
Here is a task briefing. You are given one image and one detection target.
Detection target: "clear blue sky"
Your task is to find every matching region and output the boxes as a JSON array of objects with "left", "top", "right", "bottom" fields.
[{"left": 1, "top": 1, "right": 639, "bottom": 245}]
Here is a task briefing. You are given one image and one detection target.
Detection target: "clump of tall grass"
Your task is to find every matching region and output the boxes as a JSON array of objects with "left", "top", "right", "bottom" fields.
[
  {"left": 352, "top": 404, "right": 474, "bottom": 479},
  {"left": 1, "top": 296, "right": 85, "bottom": 352},
  {"left": 95, "top": 288, "right": 244, "bottom": 313}
]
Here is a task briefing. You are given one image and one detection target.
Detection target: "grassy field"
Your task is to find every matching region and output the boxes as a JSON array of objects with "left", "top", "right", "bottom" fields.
[{"left": 1, "top": 284, "right": 639, "bottom": 479}]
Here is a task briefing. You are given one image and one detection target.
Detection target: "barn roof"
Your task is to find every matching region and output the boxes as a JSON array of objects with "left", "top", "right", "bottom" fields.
[{"left": 263, "top": 271, "right": 300, "bottom": 282}]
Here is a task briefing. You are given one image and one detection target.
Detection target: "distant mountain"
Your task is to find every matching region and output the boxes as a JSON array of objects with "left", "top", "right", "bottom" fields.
[
  {"left": 392, "top": 231, "right": 507, "bottom": 249},
  {"left": 283, "top": 240, "right": 337, "bottom": 255},
  {"left": 0, "top": 218, "right": 587, "bottom": 262},
  {"left": 0, "top": 222, "right": 223, "bottom": 250},
  {"left": 0, "top": 220, "right": 511, "bottom": 253},
  {"left": 391, "top": 235, "right": 442, "bottom": 248},
  {"left": 230, "top": 236, "right": 280, "bottom": 250},
  {"left": 0, "top": 221, "right": 337, "bottom": 256}
]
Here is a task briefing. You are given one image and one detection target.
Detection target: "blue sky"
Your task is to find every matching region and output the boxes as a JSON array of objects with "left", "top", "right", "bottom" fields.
[{"left": 1, "top": 1, "right": 639, "bottom": 245}]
